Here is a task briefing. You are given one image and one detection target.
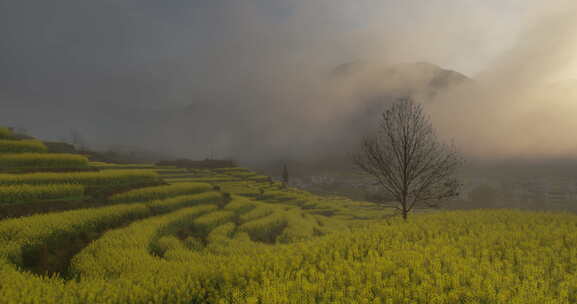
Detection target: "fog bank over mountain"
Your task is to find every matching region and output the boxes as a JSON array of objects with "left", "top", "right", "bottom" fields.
[
  {"left": 1, "top": 1, "right": 577, "bottom": 166},
  {"left": 426, "top": 2, "right": 577, "bottom": 160},
  {"left": 160, "top": 61, "right": 470, "bottom": 164}
]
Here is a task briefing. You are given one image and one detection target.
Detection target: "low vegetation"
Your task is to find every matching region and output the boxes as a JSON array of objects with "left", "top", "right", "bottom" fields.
[
  {"left": 0, "top": 183, "right": 84, "bottom": 204},
  {"left": 0, "top": 127, "right": 12, "bottom": 139},
  {"left": 0, "top": 153, "right": 89, "bottom": 169},
  {"left": 0, "top": 127, "right": 575, "bottom": 303},
  {"left": 0, "top": 170, "right": 160, "bottom": 186},
  {"left": 0, "top": 139, "right": 48, "bottom": 153},
  {"left": 108, "top": 182, "right": 212, "bottom": 203}
]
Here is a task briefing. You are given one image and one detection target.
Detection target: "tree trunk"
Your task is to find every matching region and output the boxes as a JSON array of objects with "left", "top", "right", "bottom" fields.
[{"left": 402, "top": 209, "right": 408, "bottom": 221}]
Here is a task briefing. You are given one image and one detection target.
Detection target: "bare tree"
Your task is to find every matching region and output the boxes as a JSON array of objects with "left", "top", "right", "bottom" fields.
[
  {"left": 353, "top": 98, "right": 462, "bottom": 220},
  {"left": 70, "top": 129, "right": 87, "bottom": 151},
  {"left": 282, "top": 164, "right": 289, "bottom": 187}
]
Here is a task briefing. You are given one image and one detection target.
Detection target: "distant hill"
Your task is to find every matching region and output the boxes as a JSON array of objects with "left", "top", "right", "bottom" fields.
[
  {"left": 164, "top": 61, "right": 472, "bottom": 170},
  {"left": 331, "top": 61, "right": 470, "bottom": 99},
  {"left": 1, "top": 61, "right": 471, "bottom": 168},
  {"left": 325, "top": 61, "right": 471, "bottom": 158},
  {"left": 251, "top": 62, "right": 471, "bottom": 173}
]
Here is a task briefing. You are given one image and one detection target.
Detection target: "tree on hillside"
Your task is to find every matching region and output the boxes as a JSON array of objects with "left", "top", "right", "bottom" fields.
[
  {"left": 70, "top": 129, "right": 87, "bottom": 151},
  {"left": 353, "top": 97, "right": 462, "bottom": 220},
  {"left": 282, "top": 164, "right": 289, "bottom": 186}
]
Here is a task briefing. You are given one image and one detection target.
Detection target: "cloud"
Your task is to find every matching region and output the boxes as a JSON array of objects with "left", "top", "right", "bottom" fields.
[
  {"left": 427, "top": 0, "right": 577, "bottom": 159},
  {"left": 2, "top": 0, "right": 577, "bottom": 163}
]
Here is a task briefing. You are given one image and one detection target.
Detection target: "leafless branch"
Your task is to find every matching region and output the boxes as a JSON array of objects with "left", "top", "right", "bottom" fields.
[{"left": 352, "top": 97, "right": 462, "bottom": 220}]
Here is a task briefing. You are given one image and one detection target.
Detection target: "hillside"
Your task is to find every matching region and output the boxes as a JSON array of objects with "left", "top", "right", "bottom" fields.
[
  {"left": 0, "top": 126, "right": 392, "bottom": 302},
  {"left": 1, "top": 126, "right": 577, "bottom": 302}
]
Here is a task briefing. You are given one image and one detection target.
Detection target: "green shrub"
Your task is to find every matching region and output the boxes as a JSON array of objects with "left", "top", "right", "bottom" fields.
[{"left": 0, "top": 127, "right": 12, "bottom": 139}]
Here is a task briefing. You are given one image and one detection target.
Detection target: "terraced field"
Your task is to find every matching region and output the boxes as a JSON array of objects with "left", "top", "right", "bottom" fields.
[{"left": 3, "top": 127, "right": 577, "bottom": 303}]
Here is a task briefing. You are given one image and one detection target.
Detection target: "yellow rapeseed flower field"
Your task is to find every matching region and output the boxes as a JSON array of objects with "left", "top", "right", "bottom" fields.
[
  {"left": 0, "top": 209, "right": 567, "bottom": 303},
  {"left": 0, "top": 183, "right": 84, "bottom": 204},
  {"left": 1, "top": 158, "right": 576, "bottom": 304},
  {"left": 108, "top": 182, "right": 213, "bottom": 203}
]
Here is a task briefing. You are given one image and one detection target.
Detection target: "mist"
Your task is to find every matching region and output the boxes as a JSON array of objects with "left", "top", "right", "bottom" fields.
[
  {"left": 1, "top": 0, "right": 577, "bottom": 166},
  {"left": 427, "top": 1, "right": 577, "bottom": 160}
]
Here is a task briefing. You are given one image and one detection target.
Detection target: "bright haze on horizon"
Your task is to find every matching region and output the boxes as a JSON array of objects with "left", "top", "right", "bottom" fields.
[{"left": 1, "top": 0, "right": 577, "bottom": 164}]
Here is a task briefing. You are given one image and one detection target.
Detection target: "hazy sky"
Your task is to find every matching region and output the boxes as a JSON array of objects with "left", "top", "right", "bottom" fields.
[
  {"left": 1, "top": 1, "right": 577, "bottom": 162},
  {"left": 0, "top": 0, "right": 534, "bottom": 107}
]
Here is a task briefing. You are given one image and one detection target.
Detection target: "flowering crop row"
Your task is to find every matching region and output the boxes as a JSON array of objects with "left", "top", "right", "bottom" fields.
[
  {"left": 0, "top": 153, "right": 89, "bottom": 169},
  {"left": 0, "top": 139, "right": 48, "bottom": 153},
  {"left": 0, "top": 170, "right": 160, "bottom": 186},
  {"left": 108, "top": 182, "right": 212, "bottom": 203},
  {"left": 0, "top": 183, "right": 84, "bottom": 204}
]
